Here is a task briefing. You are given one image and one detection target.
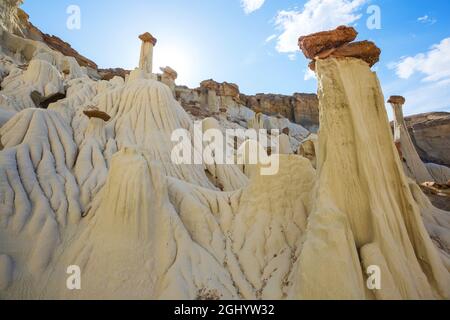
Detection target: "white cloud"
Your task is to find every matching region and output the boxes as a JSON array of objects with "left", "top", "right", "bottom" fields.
[
  {"left": 265, "top": 34, "right": 277, "bottom": 43},
  {"left": 400, "top": 81, "right": 450, "bottom": 115},
  {"left": 392, "top": 37, "right": 450, "bottom": 83},
  {"left": 417, "top": 15, "right": 437, "bottom": 25},
  {"left": 304, "top": 68, "right": 317, "bottom": 81},
  {"left": 274, "top": 0, "right": 367, "bottom": 53},
  {"left": 288, "top": 53, "right": 297, "bottom": 61},
  {"left": 241, "top": 0, "right": 265, "bottom": 14},
  {"left": 388, "top": 37, "right": 450, "bottom": 114}
]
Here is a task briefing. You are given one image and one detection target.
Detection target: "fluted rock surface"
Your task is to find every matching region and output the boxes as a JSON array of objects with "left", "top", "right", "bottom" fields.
[{"left": 403, "top": 112, "right": 450, "bottom": 167}]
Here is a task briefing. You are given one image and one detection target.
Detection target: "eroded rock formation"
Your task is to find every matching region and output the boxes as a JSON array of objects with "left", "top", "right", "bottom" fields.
[
  {"left": 175, "top": 79, "right": 319, "bottom": 132},
  {"left": 389, "top": 96, "right": 450, "bottom": 187},
  {"left": 297, "top": 27, "right": 449, "bottom": 299},
  {"left": 138, "top": 32, "right": 157, "bottom": 75},
  {"left": 401, "top": 112, "right": 450, "bottom": 167},
  {"left": 389, "top": 95, "right": 434, "bottom": 183},
  {"left": 0, "top": 3, "right": 449, "bottom": 301}
]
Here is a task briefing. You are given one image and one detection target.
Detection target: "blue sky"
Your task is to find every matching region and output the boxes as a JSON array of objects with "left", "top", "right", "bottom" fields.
[{"left": 21, "top": 0, "right": 450, "bottom": 117}]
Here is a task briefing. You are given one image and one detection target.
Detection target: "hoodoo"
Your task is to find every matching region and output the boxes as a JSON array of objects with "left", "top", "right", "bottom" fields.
[
  {"left": 388, "top": 95, "right": 434, "bottom": 183},
  {"left": 296, "top": 26, "right": 449, "bottom": 299},
  {"left": 160, "top": 66, "right": 178, "bottom": 96},
  {"left": 138, "top": 32, "right": 157, "bottom": 74}
]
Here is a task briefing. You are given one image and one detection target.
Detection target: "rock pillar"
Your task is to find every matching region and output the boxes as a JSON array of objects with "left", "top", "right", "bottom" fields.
[{"left": 138, "top": 32, "right": 157, "bottom": 74}]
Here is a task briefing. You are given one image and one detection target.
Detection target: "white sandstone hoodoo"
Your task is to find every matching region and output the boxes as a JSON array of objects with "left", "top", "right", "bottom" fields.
[
  {"left": 160, "top": 66, "right": 177, "bottom": 96},
  {"left": 388, "top": 95, "right": 434, "bottom": 183},
  {"left": 138, "top": 32, "right": 157, "bottom": 74},
  {"left": 297, "top": 26, "right": 450, "bottom": 299}
]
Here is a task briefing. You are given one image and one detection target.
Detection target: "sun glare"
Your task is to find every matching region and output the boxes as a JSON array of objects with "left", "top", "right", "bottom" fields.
[{"left": 153, "top": 43, "right": 195, "bottom": 87}]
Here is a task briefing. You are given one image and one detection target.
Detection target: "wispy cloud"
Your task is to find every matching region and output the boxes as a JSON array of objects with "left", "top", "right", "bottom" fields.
[
  {"left": 391, "top": 37, "right": 450, "bottom": 82},
  {"left": 288, "top": 53, "right": 297, "bottom": 61},
  {"left": 273, "top": 0, "right": 367, "bottom": 53},
  {"left": 304, "top": 68, "right": 316, "bottom": 81},
  {"left": 417, "top": 15, "right": 437, "bottom": 25},
  {"left": 265, "top": 34, "right": 277, "bottom": 43},
  {"left": 389, "top": 37, "right": 450, "bottom": 113},
  {"left": 241, "top": 0, "right": 265, "bottom": 14}
]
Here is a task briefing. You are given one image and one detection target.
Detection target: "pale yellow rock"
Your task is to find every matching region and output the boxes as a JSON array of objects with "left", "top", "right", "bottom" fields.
[
  {"left": 293, "top": 57, "right": 449, "bottom": 299},
  {"left": 247, "top": 112, "right": 265, "bottom": 131},
  {"left": 389, "top": 97, "right": 434, "bottom": 183},
  {"left": 138, "top": 32, "right": 156, "bottom": 74},
  {"left": 298, "top": 134, "right": 318, "bottom": 168},
  {"left": 160, "top": 66, "right": 177, "bottom": 96}
]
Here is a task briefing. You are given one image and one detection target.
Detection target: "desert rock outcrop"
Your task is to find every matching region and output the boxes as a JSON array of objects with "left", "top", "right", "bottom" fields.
[
  {"left": 0, "top": 3, "right": 449, "bottom": 301},
  {"left": 402, "top": 112, "right": 450, "bottom": 167},
  {"left": 138, "top": 32, "right": 157, "bottom": 74},
  {"left": 389, "top": 95, "right": 434, "bottom": 183},
  {"left": 295, "top": 27, "right": 450, "bottom": 299}
]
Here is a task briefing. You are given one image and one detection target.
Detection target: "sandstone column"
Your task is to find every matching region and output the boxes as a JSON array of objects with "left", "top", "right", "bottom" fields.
[
  {"left": 293, "top": 26, "right": 449, "bottom": 300},
  {"left": 199, "top": 80, "right": 219, "bottom": 113},
  {"left": 160, "top": 66, "right": 177, "bottom": 95},
  {"left": 138, "top": 32, "right": 157, "bottom": 74},
  {"left": 388, "top": 95, "right": 433, "bottom": 183}
]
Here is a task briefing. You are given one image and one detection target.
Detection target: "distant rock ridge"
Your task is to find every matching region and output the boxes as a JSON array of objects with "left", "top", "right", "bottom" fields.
[
  {"left": 175, "top": 79, "right": 320, "bottom": 132},
  {"left": 395, "top": 112, "right": 450, "bottom": 167}
]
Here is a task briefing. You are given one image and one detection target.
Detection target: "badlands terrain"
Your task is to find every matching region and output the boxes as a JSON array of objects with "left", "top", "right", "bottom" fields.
[{"left": 0, "top": 1, "right": 450, "bottom": 299}]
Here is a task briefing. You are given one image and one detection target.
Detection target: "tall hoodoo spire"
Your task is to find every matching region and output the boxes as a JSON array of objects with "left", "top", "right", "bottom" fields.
[
  {"left": 388, "top": 95, "right": 434, "bottom": 183},
  {"left": 294, "top": 26, "right": 449, "bottom": 300},
  {"left": 138, "top": 32, "right": 157, "bottom": 74}
]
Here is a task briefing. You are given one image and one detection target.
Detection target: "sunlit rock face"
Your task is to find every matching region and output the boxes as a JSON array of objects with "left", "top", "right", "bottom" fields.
[
  {"left": 0, "top": 2, "right": 449, "bottom": 300},
  {"left": 0, "top": 0, "right": 27, "bottom": 36},
  {"left": 389, "top": 95, "right": 434, "bottom": 183},
  {"left": 401, "top": 112, "right": 450, "bottom": 167},
  {"left": 296, "top": 26, "right": 450, "bottom": 300},
  {"left": 306, "top": 57, "right": 449, "bottom": 299},
  {"left": 175, "top": 79, "right": 320, "bottom": 133}
]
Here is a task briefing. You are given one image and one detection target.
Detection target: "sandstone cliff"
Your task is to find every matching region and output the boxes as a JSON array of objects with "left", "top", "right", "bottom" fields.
[
  {"left": 240, "top": 92, "right": 319, "bottom": 132},
  {"left": 175, "top": 79, "right": 319, "bottom": 132},
  {"left": 404, "top": 112, "right": 450, "bottom": 167}
]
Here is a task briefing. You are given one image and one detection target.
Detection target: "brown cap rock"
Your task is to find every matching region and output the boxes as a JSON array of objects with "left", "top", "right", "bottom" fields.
[
  {"left": 298, "top": 26, "right": 358, "bottom": 59},
  {"left": 200, "top": 79, "right": 220, "bottom": 91},
  {"left": 83, "top": 108, "right": 111, "bottom": 122},
  {"left": 307, "top": 41, "right": 380, "bottom": 70},
  {"left": 388, "top": 95, "right": 406, "bottom": 105},
  {"left": 160, "top": 66, "right": 178, "bottom": 80},
  {"left": 139, "top": 32, "right": 157, "bottom": 46},
  {"left": 327, "top": 41, "right": 381, "bottom": 67}
]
